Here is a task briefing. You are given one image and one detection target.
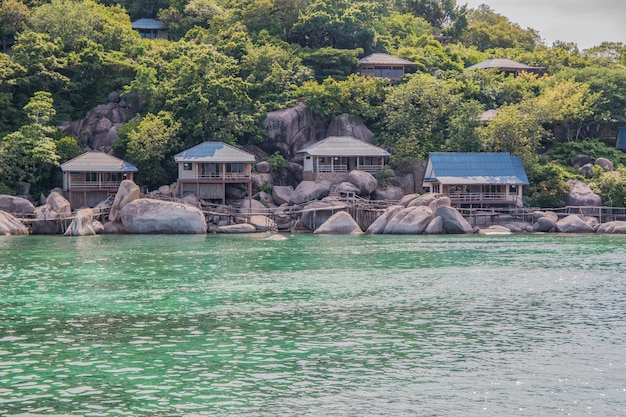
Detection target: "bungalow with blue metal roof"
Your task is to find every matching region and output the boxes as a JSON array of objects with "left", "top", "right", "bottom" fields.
[
  {"left": 422, "top": 152, "right": 529, "bottom": 208},
  {"left": 174, "top": 142, "right": 255, "bottom": 204}
]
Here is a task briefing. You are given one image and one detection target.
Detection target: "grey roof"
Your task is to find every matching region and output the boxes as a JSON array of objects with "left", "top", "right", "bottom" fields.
[
  {"left": 60, "top": 152, "right": 138, "bottom": 172},
  {"left": 425, "top": 152, "right": 528, "bottom": 185},
  {"left": 174, "top": 142, "right": 256, "bottom": 163},
  {"left": 479, "top": 109, "right": 497, "bottom": 122},
  {"left": 131, "top": 18, "right": 165, "bottom": 30},
  {"left": 359, "top": 53, "right": 414, "bottom": 66},
  {"left": 297, "top": 136, "right": 390, "bottom": 157},
  {"left": 466, "top": 58, "right": 544, "bottom": 71}
]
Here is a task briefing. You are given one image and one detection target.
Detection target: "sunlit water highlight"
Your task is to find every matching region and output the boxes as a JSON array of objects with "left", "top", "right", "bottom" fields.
[{"left": 1, "top": 233, "right": 625, "bottom": 416}]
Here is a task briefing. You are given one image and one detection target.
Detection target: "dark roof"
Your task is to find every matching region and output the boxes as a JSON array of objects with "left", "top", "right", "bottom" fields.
[
  {"left": 131, "top": 18, "right": 165, "bottom": 30},
  {"left": 60, "top": 152, "right": 138, "bottom": 172},
  {"left": 359, "top": 53, "right": 414, "bottom": 66},
  {"left": 425, "top": 152, "right": 528, "bottom": 185},
  {"left": 297, "top": 136, "right": 390, "bottom": 157},
  {"left": 174, "top": 142, "right": 256, "bottom": 163},
  {"left": 466, "top": 58, "right": 544, "bottom": 72}
]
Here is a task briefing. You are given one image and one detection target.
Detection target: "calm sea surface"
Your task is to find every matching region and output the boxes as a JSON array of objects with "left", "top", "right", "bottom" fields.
[{"left": 0, "top": 233, "right": 625, "bottom": 417}]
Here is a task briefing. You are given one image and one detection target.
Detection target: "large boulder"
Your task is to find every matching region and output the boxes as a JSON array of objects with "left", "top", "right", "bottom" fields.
[
  {"left": 256, "top": 161, "right": 272, "bottom": 173},
  {"left": 0, "top": 211, "right": 29, "bottom": 235},
  {"left": 565, "top": 179, "right": 602, "bottom": 208},
  {"left": 424, "top": 216, "right": 444, "bottom": 234},
  {"left": 0, "top": 195, "right": 35, "bottom": 215},
  {"left": 120, "top": 199, "right": 206, "bottom": 234},
  {"left": 289, "top": 180, "right": 331, "bottom": 204},
  {"left": 314, "top": 211, "right": 363, "bottom": 235},
  {"left": 336, "top": 181, "right": 361, "bottom": 196},
  {"left": 272, "top": 185, "right": 294, "bottom": 205},
  {"left": 347, "top": 170, "right": 378, "bottom": 196},
  {"left": 262, "top": 103, "right": 324, "bottom": 159},
  {"left": 366, "top": 205, "right": 405, "bottom": 234},
  {"left": 372, "top": 186, "right": 404, "bottom": 201},
  {"left": 300, "top": 200, "right": 344, "bottom": 231},
  {"left": 35, "top": 192, "right": 71, "bottom": 220},
  {"left": 64, "top": 208, "right": 96, "bottom": 236},
  {"left": 109, "top": 180, "right": 140, "bottom": 222},
  {"left": 555, "top": 214, "right": 594, "bottom": 233},
  {"left": 533, "top": 216, "right": 557, "bottom": 232},
  {"left": 326, "top": 114, "right": 374, "bottom": 143},
  {"left": 247, "top": 215, "right": 277, "bottom": 232},
  {"left": 59, "top": 91, "right": 130, "bottom": 152},
  {"left": 596, "top": 221, "right": 626, "bottom": 234},
  {"left": 383, "top": 206, "right": 433, "bottom": 234},
  {"left": 434, "top": 206, "right": 473, "bottom": 234}
]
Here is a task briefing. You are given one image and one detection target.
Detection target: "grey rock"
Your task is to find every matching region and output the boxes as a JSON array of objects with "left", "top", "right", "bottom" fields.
[
  {"left": 289, "top": 181, "right": 331, "bottom": 205},
  {"left": 596, "top": 221, "right": 626, "bottom": 234},
  {"left": 555, "top": 214, "right": 594, "bottom": 233},
  {"left": 383, "top": 206, "right": 433, "bottom": 234},
  {"left": 314, "top": 211, "right": 363, "bottom": 235},
  {"left": 64, "top": 209, "right": 96, "bottom": 236},
  {"left": 595, "top": 157, "right": 614, "bottom": 171},
  {"left": 216, "top": 223, "right": 257, "bottom": 233},
  {"left": 256, "top": 161, "right": 272, "bottom": 173},
  {"left": 533, "top": 216, "right": 556, "bottom": 232},
  {"left": 272, "top": 185, "right": 294, "bottom": 206},
  {"left": 434, "top": 206, "right": 473, "bottom": 234},
  {"left": 109, "top": 180, "right": 140, "bottom": 222},
  {"left": 348, "top": 170, "right": 378, "bottom": 196},
  {"left": 565, "top": 179, "right": 602, "bottom": 214},
  {"left": 570, "top": 154, "right": 590, "bottom": 167},
  {"left": 424, "top": 216, "right": 444, "bottom": 234},
  {"left": 120, "top": 199, "right": 206, "bottom": 234},
  {"left": 0, "top": 195, "right": 35, "bottom": 215},
  {"left": 372, "top": 186, "right": 404, "bottom": 201},
  {"left": 578, "top": 163, "right": 594, "bottom": 178},
  {"left": 366, "top": 205, "right": 405, "bottom": 234},
  {"left": 0, "top": 210, "right": 29, "bottom": 235},
  {"left": 326, "top": 114, "right": 374, "bottom": 143},
  {"left": 300, "top": 201, "right": 342, "bottom": 231}
]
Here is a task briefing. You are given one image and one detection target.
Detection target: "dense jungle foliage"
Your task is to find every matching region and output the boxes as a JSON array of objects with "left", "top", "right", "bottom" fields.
[{"left": 1, "top": 0, "right": 626, "bottom": 206}]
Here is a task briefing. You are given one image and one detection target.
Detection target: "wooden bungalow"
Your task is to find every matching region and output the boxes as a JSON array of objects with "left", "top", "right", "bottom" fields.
[
  {"left": 60, "top": 152, "right": 138, "bottom": 209},
  {"left": 466, "top": 58, "right": 544, "bottom": 76},
  {"left": 422, "top": 152, "right": 529, "bottom": 208},
  {"left": 358, "top": 53, "right": 415, "bottom": 83},
  {"left": 297, "top": 136, "right": 390, "bottom": 181},
  {"left": 131, "top": 18, "right": 168, "bottom": 40},
  {"left": 174, "top": 142, "right": 255, "bottom": 204}
]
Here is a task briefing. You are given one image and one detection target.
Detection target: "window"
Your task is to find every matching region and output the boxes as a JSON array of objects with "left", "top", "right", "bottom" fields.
[
  {"left": 183, "top": 163, "right": 192, "bottom": 171},
  {"left": 227, "top": 163, "right": 244, "bottom": 173},
  {"left": 86, "top": 172, "right": 97, "bottom": 182}
]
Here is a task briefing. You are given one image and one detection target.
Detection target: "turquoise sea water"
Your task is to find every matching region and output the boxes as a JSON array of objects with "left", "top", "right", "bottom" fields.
[{"left": 0, "top": 233, "right": 625, "bottom": 417}]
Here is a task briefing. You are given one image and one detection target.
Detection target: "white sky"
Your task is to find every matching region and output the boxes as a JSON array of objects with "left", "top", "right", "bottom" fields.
[{"left": 461, "top": 0, "right": 626, "bottom": 50}]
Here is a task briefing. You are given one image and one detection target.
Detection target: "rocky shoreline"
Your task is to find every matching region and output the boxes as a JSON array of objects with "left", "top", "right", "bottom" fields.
[{"left": 3, "top": 176, "right": 626, "bottom": 236}]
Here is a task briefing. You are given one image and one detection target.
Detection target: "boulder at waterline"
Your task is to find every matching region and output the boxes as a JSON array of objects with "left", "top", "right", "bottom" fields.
[
  {"left": 247, "top": 215, "right": 277, "bottom": 232},
  {"left": 300, "top": 200, "right": 346, "bottom": 231},
  {"left": 0, "top": 195, "right": 35, "bottom": 216},
  {"left": 596, "top": 221, "right": 626, "bottom": 234},
  {"left": 216, "top": 223, "right": 257, "bottom": 233},
  {"left": 265, "top": 233, "right": 289, "bottom": 241},
  {"left": 289, "top": 181, "right": 331, "bottom": 205},
  {"left": 555, "top": 214, "right": 594, "bottom": 233},
  {"left": 314, "top": 211, "right": 363, "bottom": 235},
  {"left": 499, "top": 220, "right": 533, "bottom": 233},
  {"left": 383, "top": 206, "right": 433, "bottom": 234},
  {"left": 35, "top": 192, "right": 71, "bottom": 220},
  {"left": 120, "top": 199, "right": 206, "bottom": 234},
  {"left": 424, "top": 216, "right": 444, "bottom": 234},
  {"left": 366, "top": 205, "right": 405, "bottom": 234},
  {"left": 479, "top": 225, "right": 512, "bottom": 235},
  {"left": 0, "top": 210, "right": 29, "bottom": 235},
  {"left": 434, "top": 206, "right": 473, "bottom": 234},
  {"left": 109, "top": 180, "right": 140, "bottom": 222},
  {"left": 64, "top": 209, "right": 96, "bottom": 236},
  {"left": 533, "top": 216, "right": 557, "bottom": 232},
  {"left": 103, "top": 221, "right": 126, "bottom": 234}
]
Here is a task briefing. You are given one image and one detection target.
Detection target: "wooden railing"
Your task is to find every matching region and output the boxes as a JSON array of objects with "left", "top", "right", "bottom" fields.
[
  {"left": 197, "top": 172, "right": 251, "bottom": 180},
  {"left": 314, "top": 164, "right": 384, "bottom": 173},
  {"left": 68, "top": 181, "right": 122, "bottom": 190}
]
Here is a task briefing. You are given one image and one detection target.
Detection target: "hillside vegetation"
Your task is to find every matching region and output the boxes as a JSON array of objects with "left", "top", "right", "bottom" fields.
[{"left": 1, "top": 0, "right": 625, "bottom": 206}]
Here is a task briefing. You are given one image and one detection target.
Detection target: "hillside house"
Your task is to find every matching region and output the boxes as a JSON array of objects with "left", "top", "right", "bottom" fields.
[
  {"left": 131, "top": 18, "right": 168, "bottom": 40},
  {"left": 60, "top": 152, "right": 138, "bottom": 209},
  {"left": 422, "top": 152, "right": 528, "bottom": 208},
  {"left": 297, "top": 136, "right": 390, "bottom": 181},
  {"left": 174, "top": 142, "right": 255, "bottom": 204},
  {"left": 358, "top": 53, "right": 415, "bottom": 82},
  {"left": 466, "top": 58, "right": 544, "bottom": 76}
]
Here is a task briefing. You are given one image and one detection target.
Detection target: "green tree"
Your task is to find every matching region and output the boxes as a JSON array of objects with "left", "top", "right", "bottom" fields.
[
  {"left": 590, "top": 167, "right": 626, "bottom": 208},
  {"left": 0, "top": 91, "right": 61, "bottom": 194},
  {"left": 445, "top": 99, "right": 485, "bottom": 152},
  {"left": 0, "top": 0, "right": 30, "bottom": 53},
  {"left": 381, "top": 72, "right": 461, "bottom": 163},
  {"left": 299, "top": 47, "right": 362, "bottom": 82},
  {"left": 125, "top": 111, "right": 181, "bottom": 189}
]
